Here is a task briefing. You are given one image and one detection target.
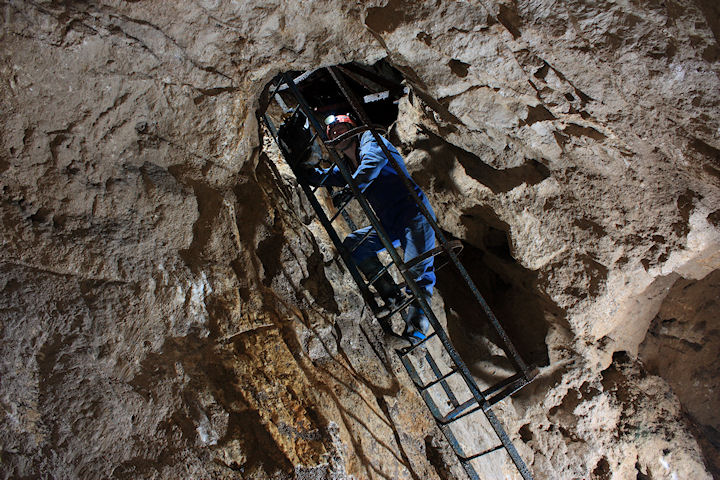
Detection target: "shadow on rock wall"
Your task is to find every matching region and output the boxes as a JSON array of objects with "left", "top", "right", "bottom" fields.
[
  {"left": 639, "top": 269, "right": 720, "bottom": 477},
  {"left": 127, "top": 333, "right": 295, "bottom": 478},
  {"left": 436, "top": 217, "right": 556, "bottom": 384},
  {"left": 407, "top": 128, "right": 551, "bottom": 195},
  {"left": 398, "top": 124, "right": 562, "bottom": 386}
]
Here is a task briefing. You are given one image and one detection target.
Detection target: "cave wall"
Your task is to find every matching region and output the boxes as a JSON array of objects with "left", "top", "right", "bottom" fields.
[
  {"left": 1, "top": 1, "right": 719, "bottom": 479},
  {"left": 638, "top": 270, "right": 720, "bottom": 477}
]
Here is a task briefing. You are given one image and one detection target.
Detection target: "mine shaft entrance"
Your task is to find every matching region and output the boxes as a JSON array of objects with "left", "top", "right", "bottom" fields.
[
  {"left": 266, "top": 60, "right": 405, "bottom": 132},
  {"left": 259, "top": 61, "right": 541, "bottom": 480}
]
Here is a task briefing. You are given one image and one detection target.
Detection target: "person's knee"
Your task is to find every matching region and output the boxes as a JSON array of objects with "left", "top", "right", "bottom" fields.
[
  {"left": 411, "top": 261, "right": 435, "bottom": 280},
  {"left": 347, "top": 244, "right": 369, "bottom": 265}
]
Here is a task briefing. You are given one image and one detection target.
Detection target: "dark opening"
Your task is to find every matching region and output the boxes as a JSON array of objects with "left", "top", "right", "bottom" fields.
[{"left": 267, "top": 60, "right": 406, "bottom": 131}]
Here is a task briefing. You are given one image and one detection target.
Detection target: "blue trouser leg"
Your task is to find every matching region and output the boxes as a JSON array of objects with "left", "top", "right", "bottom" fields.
[
  {"left": 399, "top": 207, "right": 436, "bottom": 337},
  {"left": 344, "top": 226, "right": 393, "bottom": 265},
  {"left": 401, "top": 211, "right": 436, "bottom": 298},
  {"left": 344, "top": 208, "right": 435, "bottom": 336},
  {"left": 344, "top": 213, "right": 435, "bottom": 297}
]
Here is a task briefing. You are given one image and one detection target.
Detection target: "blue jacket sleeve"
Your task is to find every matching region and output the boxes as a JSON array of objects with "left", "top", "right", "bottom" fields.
[
  {"left": 353, "top": 132, "right": 398, "bottom": 191},
  {"left": 305, "top": 133, "right": 401, "bottom": 189}
]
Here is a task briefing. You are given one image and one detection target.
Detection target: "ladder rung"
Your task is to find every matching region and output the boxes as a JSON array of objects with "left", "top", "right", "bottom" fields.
[
  {"left": 460, "top": 444, "right": 504, "bottom": 462},
  {"left": 329, "top": 196, "right": 355, "bottom": 222},
  {"left": 378, "top": 294, "right": 416, "bottom": 320},
  {"left": 366, "top": 262, "right": 392, "bottom": 287},
  {"left": 403, "top": 240, "right": 463, "bottom": 270},
  {"left": 439, "top": 398, "right": 484, "bottom": 425},
  {"left": 481, "top": 372, "right": 524, "bottom": 398},
  {"left": 350, "top": 227, "right": 376, "bottom": 253},
  {"left": 419, "top": 368, "right": 458, "bottom": 391},
  {"left": 400, "top": 331, "right": 437, "bottom": 355},
  {"left": 486, "top": 377, "right": 529, "bottom": 406},
  {"left": 311, "top": 169, "right": 335, "bottom": 194}
]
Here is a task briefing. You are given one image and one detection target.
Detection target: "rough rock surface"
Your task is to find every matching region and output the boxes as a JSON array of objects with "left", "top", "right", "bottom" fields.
[{"left": 1, "top": 1, "right": 719, "bottom": 479}]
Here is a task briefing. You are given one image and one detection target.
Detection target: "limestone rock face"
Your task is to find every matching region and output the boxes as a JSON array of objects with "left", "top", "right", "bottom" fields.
[{"left": 1, "top": 1, "right": 718, "bottom": 479}]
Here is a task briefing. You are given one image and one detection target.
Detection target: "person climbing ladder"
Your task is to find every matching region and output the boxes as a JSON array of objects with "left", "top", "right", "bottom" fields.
[{"left": 303, "top": 114, "right": 436, "bottom": 345}]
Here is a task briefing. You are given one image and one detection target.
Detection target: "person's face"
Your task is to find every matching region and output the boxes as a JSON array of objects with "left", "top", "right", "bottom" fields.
[{"left": 329, "top": 123, "right": 354, "bottom": 151}]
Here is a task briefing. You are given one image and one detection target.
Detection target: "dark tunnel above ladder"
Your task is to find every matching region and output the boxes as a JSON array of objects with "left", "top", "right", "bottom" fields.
[{"left": 261, "top": 65, "right": 538, "bottom": 480}]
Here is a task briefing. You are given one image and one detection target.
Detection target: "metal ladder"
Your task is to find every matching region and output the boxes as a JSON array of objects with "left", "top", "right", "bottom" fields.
[{"left": 261, "top": 66, "right": 536, "bottom": 480}]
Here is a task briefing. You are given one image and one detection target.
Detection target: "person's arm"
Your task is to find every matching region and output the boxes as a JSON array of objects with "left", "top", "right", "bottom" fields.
[
  {"left": 303, "top": 165, "right": 347, "bottom": 188},
  {"left": 352, "top": 133, "right": 398, "bottom": 190}
]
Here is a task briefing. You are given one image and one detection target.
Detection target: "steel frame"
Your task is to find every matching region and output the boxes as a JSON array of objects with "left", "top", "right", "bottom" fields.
[{"left": 261, "top": 67, "right": 536, "bottom": 480}]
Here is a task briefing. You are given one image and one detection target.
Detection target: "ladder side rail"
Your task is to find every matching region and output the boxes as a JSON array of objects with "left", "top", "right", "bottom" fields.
[
  {"left": 278, "top": 73, "right": 533, "bottom": 480},
  {"left": 326, "top": 67, "right": 535, "bottom": 479},
  {"left": 400, "top": 356, "right": 481, "bottom": 480},
  {"left": 340, "top": 208, "right": 357, "bottom": 232},
  {"left": 261, "top": 112, "right": 380, "bottom": 313},
  {"left": 327, "top": 66, "right": 531, "bottom": 378},
  {"left": 483, "top": 408, "right": 535, "bottom": 480},
  {"left": 326, "top": 65, "right": 515, "bottom": 405},
  {"left": 262, "top": 112, "right": 283, "bottom": 142}
]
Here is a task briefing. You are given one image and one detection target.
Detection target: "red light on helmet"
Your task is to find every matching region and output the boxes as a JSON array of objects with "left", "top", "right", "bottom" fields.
[{"left": 324, "top": 114, "right": 355, "bottom": 138}]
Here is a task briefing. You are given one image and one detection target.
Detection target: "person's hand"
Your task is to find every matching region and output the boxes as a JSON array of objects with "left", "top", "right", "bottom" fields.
[{"left": 332, "top": 187, "right": 353, "bottom": 208}]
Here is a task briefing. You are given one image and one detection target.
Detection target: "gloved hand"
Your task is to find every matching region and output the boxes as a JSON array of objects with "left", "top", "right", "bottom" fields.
[{"left": 332, "top": 187, "right": 353, "bottom": 208}]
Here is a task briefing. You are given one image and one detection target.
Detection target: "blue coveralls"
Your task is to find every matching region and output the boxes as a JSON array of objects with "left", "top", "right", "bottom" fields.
[{"left": 309, "top": 131, "right": 436, "bottom": 298}]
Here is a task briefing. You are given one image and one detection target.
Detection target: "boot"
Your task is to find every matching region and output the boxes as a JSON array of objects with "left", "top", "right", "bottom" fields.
[
  {"left": 357, "top": 257, "right": 403, "bottom": 313},
  {"left": 374, "top": 272, "right": 403, "bottom": 311},
  {"left": 402, "top": 296, "right": 431, "bottom": 344}
]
